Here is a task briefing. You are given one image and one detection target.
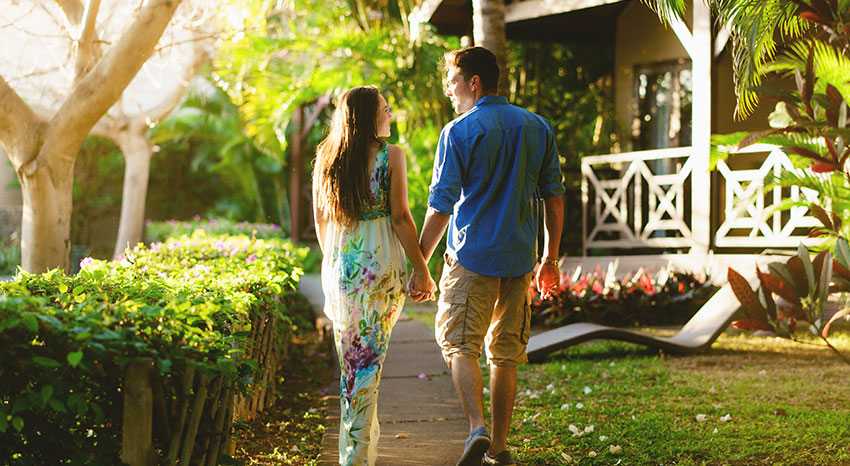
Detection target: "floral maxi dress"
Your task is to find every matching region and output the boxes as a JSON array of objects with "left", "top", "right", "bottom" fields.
[{"left": 321, "top": 145, "right": 406, "bottom": 466}]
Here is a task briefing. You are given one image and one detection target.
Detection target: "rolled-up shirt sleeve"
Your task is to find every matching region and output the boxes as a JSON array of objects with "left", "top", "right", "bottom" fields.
[
  {"left": 428, "top": 125, "right": 464, "bottom": 215},
  {"left": 538, "top": 120, "right": 566, "bottom": 198}
]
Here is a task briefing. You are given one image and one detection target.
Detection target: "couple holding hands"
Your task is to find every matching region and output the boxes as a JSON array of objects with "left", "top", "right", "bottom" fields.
[{"left": 313, "top": 46, "right": 564, "bottom": 466}]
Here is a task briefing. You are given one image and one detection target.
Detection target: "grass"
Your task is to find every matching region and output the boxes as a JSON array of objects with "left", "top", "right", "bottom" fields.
[
  {"left": 248, "top": 298, "right": 850, "bottom": 465},
  {"left": 500, "top": 330, "right": 850, "bottom": 466}
]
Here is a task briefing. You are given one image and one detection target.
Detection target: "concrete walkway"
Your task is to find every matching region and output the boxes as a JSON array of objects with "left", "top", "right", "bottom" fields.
[{"left": 299, "top": 274, "right": 469, "bottom": 466}]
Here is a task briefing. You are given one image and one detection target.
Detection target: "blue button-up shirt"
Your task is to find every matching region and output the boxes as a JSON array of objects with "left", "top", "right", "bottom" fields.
[{"left": 428, "top": 96, "right": 565, "bottom": 277}]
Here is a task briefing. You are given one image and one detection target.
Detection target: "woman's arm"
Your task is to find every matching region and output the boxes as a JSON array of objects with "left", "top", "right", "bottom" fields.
[
  {"left": 312, "top": 181, "right": 328, "bottom": 254},
  {"left": 387, "top": 145, "right": 436, "bottom": 297}
]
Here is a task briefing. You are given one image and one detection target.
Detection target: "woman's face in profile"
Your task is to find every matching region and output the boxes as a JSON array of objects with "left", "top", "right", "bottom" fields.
[{"left": 376, "top": 93, "right": 392, "bottom": 138}]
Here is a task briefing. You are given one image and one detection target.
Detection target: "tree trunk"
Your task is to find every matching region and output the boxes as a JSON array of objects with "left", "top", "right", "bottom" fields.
[
  {"left": 0, "top": 0, "right": 182, "bottom": 273},
  {"left": 20, "top": 157, "right": 74, "bottom": 273},
  {"left": 122, "top": 361, "right": 155, "bottom": 466},
  {"left": 472, "top": 0, "right": 509, "bottom": 97},
  {"left": 113, "top": 120, "right": 152, "bottom": 257}
]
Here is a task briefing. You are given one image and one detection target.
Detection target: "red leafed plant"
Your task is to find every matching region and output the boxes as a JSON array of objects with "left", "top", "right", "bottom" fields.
[
  {"left": 530, "top": 262, "right": 717, "bottom": 328},
  {"left": 728, "top": 239, "right": 850, "bottom": 365}
]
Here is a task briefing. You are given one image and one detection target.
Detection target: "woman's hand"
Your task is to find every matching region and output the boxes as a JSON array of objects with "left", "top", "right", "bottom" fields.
[{"left": 408, "top": 269, "right": 437, "bottom": 302}]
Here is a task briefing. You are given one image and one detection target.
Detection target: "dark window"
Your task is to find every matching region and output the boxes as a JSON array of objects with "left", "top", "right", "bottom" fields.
[{"left": 632, "top": 60, "right": 692, "bottom": 151}]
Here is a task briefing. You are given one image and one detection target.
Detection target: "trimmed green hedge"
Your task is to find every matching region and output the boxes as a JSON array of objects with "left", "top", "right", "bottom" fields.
[
  {"left": 0, "top": 231, "right": 308, "bottom": 465},
  {"left": 145, "top": 218, "right": 285, "bottom": 243}
]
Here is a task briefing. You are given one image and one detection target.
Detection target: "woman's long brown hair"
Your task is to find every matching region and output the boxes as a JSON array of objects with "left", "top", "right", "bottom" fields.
[{"left": 313, "top": 86, "right": 383, "bottom": 227}]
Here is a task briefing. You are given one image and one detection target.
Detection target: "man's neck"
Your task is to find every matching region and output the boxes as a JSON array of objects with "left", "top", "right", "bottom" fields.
[{"left": 474, "top": 91, "right": 499, "bottom": 101}]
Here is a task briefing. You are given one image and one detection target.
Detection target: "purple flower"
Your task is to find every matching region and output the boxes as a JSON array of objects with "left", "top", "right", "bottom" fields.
[
  {"left": 340, "top": 334, "right": 379, "bottom": 401},
  {"left": 245, "top": 254, "right": 257, "bottom": 263},
  {"left": 194, "top": 215, "right": 201, "bottom": 221},
  {"left": 79, "top": 257, "right": 94, "bottom": 269}
]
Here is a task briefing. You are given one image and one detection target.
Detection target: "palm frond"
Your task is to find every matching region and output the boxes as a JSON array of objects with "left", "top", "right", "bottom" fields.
[
  {"left": 641, "top": 0, "right": 689, "bottom": 24},
  {"left": 711, "top": 0, "right": 809, "bottom": 118}
]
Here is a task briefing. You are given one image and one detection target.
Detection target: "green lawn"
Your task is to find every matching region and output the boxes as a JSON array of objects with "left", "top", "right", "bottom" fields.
[{"left": 494, "top": 332, "right": 850, "bottom": 466}]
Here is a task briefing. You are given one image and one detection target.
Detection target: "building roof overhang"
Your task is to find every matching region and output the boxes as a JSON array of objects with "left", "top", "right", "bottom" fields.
[{"left": 411, "top": 0, "right": 629, "bottom": 44}]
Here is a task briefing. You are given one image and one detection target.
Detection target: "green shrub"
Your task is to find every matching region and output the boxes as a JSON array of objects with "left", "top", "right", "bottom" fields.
[
  {"left": 145, "top": 218, "right": 285, "bottom": 244},
  {"left": 0, "top": 239, "right": 20, "bottom": 276},
  {"left": 531, "top": 264, "right": 718, "bottom": 328},
  {"left": 0, "top": 231, "right": 309, "bottom": 464}
]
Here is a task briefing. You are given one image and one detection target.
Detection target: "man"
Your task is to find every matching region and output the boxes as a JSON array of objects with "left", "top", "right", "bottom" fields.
[{"left": 410, "top": 46, "right": 564, "bottom": 466}]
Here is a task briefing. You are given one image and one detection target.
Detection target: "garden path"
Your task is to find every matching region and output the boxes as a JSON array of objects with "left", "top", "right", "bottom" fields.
[{"left": 299, "top": 274, "right": 469, "bottom": 466}]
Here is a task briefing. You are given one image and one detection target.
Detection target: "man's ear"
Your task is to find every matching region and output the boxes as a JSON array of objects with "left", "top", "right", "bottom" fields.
[{"left": 470, "top": 75, "right": 479, "bottom": 91}]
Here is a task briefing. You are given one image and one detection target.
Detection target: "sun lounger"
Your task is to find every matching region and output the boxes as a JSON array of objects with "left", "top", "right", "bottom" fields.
[{"left": 526, "top": 272, "right": 757, "bottom": 361}]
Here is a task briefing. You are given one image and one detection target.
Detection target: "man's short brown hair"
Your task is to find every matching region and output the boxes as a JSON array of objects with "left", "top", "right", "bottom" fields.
[{"left": 444, "top": 46, "right": 500, "bottom": 93}]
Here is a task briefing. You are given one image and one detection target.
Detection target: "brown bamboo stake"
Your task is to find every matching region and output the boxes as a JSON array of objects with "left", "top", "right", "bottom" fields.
[
  {"left": 253, "top": 317, "right": 274, "bottom": 413},
  {"left": 179, "top": 374, "right": 209, "bottom": 465},
  {"left": 165, "top": 366, "right": 195, "bottom": 466},
  {"left": 207, "top": 386, "right": 234, "bottom": 466},
  {"left": 224, "top": 388, "right": 235, "bottom": 456},
  {"left": 197, "top": 376, "right": 224, "bottom": 466},
  {"left": 150, "top": 372, "right": 171, "bottom": 442},
  {"left": 246, "top": 314, "right": 260, "bottom": 360},
  {"left": 122, "top": 361, "right": 155, "bottom": 466}
]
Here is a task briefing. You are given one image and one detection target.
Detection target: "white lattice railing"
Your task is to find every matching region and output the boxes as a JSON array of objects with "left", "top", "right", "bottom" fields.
[
  {"left": 581, "top": 144, "right": 820, "bottom": 254},
  {"left": 714, "top": 144, "right": 820, "bottom": 247},
  {"left": 582, "top": 147, "right": 695, "bottom": 254}
]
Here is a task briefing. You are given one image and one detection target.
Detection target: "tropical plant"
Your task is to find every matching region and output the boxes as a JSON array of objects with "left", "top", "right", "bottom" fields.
[
  {"left": 530, "top": 262, "right": 717, "bottom": 328},
  {"left": 649, "top": 0, "right": 850, "bottom": 361},
  {"left": 644, "top": 0, "right": 812, "bottom": 118},
  {"left": 727, "top": 240, "right": 850, "bottom": 364},
  {"left": 151, "top": 79, "right": 289, "bottom": 226}
]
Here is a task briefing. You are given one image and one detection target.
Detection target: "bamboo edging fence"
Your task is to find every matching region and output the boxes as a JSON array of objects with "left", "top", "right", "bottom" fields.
[{"left": 121, "top": 299, "right": 289, "bottom": 466}]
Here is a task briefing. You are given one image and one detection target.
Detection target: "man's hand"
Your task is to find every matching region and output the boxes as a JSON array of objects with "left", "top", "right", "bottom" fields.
[
  {"left": 408, "top": 269, "right": 436, "bottom": 303},
  {"left": 536, "top": 263, "right": 559, "bottom": 300}
]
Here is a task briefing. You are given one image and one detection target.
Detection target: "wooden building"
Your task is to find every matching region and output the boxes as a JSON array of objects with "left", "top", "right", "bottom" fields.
[{"left": 411, "top": 0, "right": 815, "bottom": 277}]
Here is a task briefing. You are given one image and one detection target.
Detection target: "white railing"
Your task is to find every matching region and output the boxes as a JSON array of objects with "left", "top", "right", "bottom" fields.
[
  {"left": 713, "top": 144, "right": 820, "bottom": 247},
  {"left": 581, "top": 144, "right": 819, "bottom": 254},
  {"left": 582, "top": 146, "right": 695, "bottom": 254}
]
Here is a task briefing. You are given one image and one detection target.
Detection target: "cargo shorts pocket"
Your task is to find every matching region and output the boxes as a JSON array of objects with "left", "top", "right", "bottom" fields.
[
  {"left": 436, "top": 288, "right": 469, "bottom": 348},
  {"left": 520, "top": 295, "right": 531, "bottom": 346}
]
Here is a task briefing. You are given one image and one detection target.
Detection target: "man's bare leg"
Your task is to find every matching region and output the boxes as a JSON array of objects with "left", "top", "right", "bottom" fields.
[
  {"left": 488, "top": 365, "right": 517, "bottom": 454},
  {"left": 450, "top": 354, "right": 486, "bottom": 433}
]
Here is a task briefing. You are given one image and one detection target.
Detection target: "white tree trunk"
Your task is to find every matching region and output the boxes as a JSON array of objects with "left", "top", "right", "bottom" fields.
[
  {"left": 113, "top": 121, "right": 153, "bottom": 257},
  {"left": 472, "top": 0, "right": 509, "bottom": 97},
  {"left": 19, "top": 158, "right": 74, "bottom": 273},
  {"left": 0, "top": 0, "right": 183, "bottom": 273}
]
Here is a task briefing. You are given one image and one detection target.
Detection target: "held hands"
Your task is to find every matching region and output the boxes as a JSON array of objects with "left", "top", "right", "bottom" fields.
[
  {"left": 407, "top": 269, "right": 437, "bottom": 303},
  {"left": 536, "top": 262, "right": 559, "bottom": 300}
]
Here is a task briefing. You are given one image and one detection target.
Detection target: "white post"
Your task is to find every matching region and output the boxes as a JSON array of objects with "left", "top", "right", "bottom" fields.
[{"left": 690, "top": 0, "right": 712, "bottom": 257}]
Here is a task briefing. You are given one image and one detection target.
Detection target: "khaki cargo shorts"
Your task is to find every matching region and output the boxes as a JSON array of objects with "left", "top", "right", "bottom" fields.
[{"left": 435, "top": 256, "right": 534, "bottom": 368}]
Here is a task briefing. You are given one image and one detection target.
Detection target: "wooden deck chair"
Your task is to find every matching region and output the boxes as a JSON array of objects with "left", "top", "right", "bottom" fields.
[{"left": 526, "top": 271, "right": 758, "bottom": 362}]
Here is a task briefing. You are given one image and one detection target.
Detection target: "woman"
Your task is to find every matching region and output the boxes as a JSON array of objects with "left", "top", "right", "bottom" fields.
[{"left": 313, "top": 85, "right": 437, "bottom": 465}]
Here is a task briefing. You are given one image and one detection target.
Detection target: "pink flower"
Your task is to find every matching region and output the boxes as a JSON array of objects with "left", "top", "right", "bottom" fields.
[
  {"left": 245, "top": 254, "right": 257, "bottom": 263},
  {"left": 79, "top": 257, "right": 94, "bottom": 269}
]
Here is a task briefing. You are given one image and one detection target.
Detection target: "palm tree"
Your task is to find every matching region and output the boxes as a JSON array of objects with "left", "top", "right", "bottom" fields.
[
  {"left": 644, "top": 0, "right": 810, "bottom": 118},
  {"left": 472, "top": 0, "right": 511, "bottom": 97}
]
